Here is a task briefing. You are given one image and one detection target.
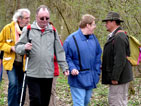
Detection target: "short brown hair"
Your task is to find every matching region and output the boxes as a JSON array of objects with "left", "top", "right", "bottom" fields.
[{"left": 79, "top": 14, "right": 95, "bottom": 28}]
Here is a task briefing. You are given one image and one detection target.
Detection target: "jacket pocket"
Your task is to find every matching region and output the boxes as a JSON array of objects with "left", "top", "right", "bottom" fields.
[{"left": 77, "top": 70, "right": 93, "bottom": 88}]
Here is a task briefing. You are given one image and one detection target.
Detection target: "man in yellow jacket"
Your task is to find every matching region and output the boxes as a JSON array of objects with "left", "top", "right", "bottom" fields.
[{"left": 0, "top": 8, "right": 30, "bottom": 106}]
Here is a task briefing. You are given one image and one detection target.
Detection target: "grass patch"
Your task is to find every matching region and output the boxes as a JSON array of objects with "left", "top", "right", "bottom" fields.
[
  {"left": 0, "top": 81, "right": 7, "bottom": 106},
  {"left": 0, "top": 72, "right": 140, "bottom": 106},
  {"left": 56, "top": 72, "right": 141, "bottom": 106}
]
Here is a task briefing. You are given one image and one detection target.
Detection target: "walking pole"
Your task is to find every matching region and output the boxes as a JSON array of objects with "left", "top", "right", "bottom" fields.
[
  {"left": 20, "top": 25, "right": 31, "bottom": 106},
  {"left": 19, "top": 39, "right": 31, "bottom": 106}
]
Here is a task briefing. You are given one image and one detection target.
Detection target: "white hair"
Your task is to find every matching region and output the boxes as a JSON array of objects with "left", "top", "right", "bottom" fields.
[{"left": 12, "top": 8, "right": 30, "bottom": 22}]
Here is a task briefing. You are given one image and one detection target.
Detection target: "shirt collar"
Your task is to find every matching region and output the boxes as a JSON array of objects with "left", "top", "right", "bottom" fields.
[
  {"left": 35, "top": 22, "right": 49, "bottom": 30},
  {"left": 107, "top": 27, "right": 118, "bottom": 40},
  {"left": 36, "top": 22, "right": 42, "bottom": 30}
]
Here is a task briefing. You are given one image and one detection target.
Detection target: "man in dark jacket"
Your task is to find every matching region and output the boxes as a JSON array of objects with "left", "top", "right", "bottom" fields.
[{"left": 102, "top": 11, "right": 133, "bottom": 106}]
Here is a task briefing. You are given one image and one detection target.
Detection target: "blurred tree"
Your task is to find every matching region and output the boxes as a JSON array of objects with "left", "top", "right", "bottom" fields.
[
  {"left": 0, "top": 0, "right": 140, "bottom": 104},
  {"left": 0, "top": 0, "right": 140, "bottom": 44}
]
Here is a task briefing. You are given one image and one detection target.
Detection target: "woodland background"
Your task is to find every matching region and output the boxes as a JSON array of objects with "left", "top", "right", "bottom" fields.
[
  {"left": 0, "top": 0, "right": 141, "bottom": 106},
  {"left": 0, "top": 0, "right": 141, "bottom": 45}
]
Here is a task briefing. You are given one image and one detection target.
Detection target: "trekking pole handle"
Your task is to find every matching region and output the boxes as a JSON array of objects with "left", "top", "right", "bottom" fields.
[
  {"left": 28, "top": 38, "right": 32, "bottom": 43},
  {"left": 26, "top": 38, "right": 32, "bottom": 57}
]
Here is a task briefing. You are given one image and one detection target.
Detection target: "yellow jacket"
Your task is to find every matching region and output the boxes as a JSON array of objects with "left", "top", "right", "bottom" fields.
[{"left": 0, "top": 21, "right": 25, "bottom": 71}]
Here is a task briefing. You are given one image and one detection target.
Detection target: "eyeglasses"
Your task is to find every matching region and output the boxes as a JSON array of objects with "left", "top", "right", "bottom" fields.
[
  {"left": 23, "top": 17, "right": 30, "bottom": 20},
  {"left": 40, "top": 17, "right": 50, "bottom": 21}
]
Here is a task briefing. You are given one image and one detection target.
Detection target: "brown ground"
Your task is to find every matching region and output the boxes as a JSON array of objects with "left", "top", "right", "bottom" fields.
[
  {"left": 2, "top": 70, "right": 66, "bottom": 106},
  {"left": 3, "top": 70, "right": 29, "bottom": 106}
]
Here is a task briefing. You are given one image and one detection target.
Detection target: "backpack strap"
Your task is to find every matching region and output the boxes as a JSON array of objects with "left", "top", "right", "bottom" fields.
[
  {"left": 116, "top": 30, "right": 127, "bottom": 35},
  {"left": 49, "top": 22, "right": 57, "bottom": 57},
  {"left": 49, "top": 22, "right": 57, "bottom": 39},
  {"left": 26, "top": 24, "right": 31, "bottom": 57},
  {"left": 73, "top": 36, "right": 82, "bottom": 70},
  {"left": 72, "top": 36, "right": 89, "bottom": 71}
]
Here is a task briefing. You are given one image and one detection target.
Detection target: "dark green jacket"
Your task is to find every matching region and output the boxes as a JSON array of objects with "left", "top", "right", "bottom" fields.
[{"left": 102, "top": 27, "right": 133, "bottom": 84}]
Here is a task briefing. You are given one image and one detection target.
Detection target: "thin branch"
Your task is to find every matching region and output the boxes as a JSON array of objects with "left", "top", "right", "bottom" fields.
[
  {"left": 107, "top": 0, "right": 113, "bottom": 11},
  {"left": 53, "top": 3, "right": 71, "bottom": 35},
  {"left": 134, "top": 16, "right": 141, "bottom": 29}
]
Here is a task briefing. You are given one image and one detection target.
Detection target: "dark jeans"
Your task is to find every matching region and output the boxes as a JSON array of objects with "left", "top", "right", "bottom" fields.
[
  {"left": 14, "top": 62, "right": 26, "bottom": 106},
  {"left": 7, "top": 67, "right": 18, "bottom": 106},
  {"left": 0, "top": 63, "right": 3, "bottom": 82},
  {"left": 7, "top": 62, "right": 26, "bottom": 106},
  {"left": 27, "top": 76, "right": 53, "bottom": 106}
]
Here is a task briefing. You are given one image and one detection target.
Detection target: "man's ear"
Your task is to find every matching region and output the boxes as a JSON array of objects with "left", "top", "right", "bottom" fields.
[
  {"left": 86, "top": 24, "right": 91, "bottom": 29},
  {"left": 17, "top": 17, "right": 22, "bottom": 23},
  {"left": 86, "top": 24, "right": 89, "bottom": 28}
]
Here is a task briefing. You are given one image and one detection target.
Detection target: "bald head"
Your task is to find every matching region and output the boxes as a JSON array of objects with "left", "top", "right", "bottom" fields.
[
  {"left": 36, "top": 5, "right": 50, "bottom": 15},
  {"left": 36, "top": 5, "right": 50, "bottom": 28}
]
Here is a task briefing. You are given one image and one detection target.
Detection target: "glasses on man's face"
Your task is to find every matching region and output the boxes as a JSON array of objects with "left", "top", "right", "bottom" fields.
[
  {"left": 40, "top": 17, "right": 50, "bottom": 21},
  {"left": 23, "top": 17, "right": 30, "bottom": 20}
]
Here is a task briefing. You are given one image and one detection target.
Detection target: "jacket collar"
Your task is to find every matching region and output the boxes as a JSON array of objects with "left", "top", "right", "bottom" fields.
[
  {"left": 107, "top": 27, "right": 122, "bottom": 40},
  {"left": 112, "top": 27, "right": 122, "bottom": 36},
  {"left": 105, "top": 27, "right": 122, "bottom": 45},
  {"left": 31, "top": 21, "right": 52, "bottom": 31},
  {"left": 78, "top": 28, "right": 94, "bottom": 41}
]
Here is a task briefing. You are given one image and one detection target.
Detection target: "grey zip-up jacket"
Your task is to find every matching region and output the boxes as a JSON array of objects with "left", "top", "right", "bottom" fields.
[{"left": 15, "top": 21, "right": 68, "bottom": 78}]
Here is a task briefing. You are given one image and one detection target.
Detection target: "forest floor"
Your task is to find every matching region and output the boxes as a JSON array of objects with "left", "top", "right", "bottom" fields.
[{"left": 0, "top": 70, "right": 141, "bottom": 106}]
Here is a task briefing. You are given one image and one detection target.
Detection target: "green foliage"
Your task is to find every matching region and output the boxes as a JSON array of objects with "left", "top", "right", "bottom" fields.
[
  {"left": 0, "top": 0, "right": 140, "bottom": 105},
  {"left": 0, "top": 72, "right": 140, "bottom": 105},
  {"left": 56, "top": 72, "right": 141, "bottom": 106},
  {"left": 56, "top": 75, "right": 72, "bottom": 105},
  {"left": 0, "top": 0, "right": 140, "bottom": 45},
  {"left": 0, "top": 81, "right": 7, "bottom": 106}
]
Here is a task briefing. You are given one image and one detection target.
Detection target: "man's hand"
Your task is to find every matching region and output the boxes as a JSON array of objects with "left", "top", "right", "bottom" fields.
[
  {"left": 112, "top": 80, "right": 118, "bottom": 85},
  {"left": 64, "top": 70, "right": 69, "bottom": 76},
  {"left": 11, "top": 46, "right": 15, "bottom": 52},
  {"left": 25, "top": 43, "right": 32, "bottom": 50},
  {"left": 71, "top": 69, "right": 79, "bottom": 75}
]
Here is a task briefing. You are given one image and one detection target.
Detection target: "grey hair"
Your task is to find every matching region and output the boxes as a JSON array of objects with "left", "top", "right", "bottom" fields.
[{"left": 12, "top": 8, "right": 30, "bottom": 22}]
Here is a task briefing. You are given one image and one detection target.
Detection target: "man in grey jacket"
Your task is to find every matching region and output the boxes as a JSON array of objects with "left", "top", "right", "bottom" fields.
[{"left": 15, "top": 5, "right": 69, "bottom": 106}]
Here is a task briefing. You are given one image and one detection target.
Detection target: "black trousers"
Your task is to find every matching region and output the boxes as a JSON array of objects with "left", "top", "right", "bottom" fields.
[{"left": 26, "top": 76, "right": 53, "bottom": 106}]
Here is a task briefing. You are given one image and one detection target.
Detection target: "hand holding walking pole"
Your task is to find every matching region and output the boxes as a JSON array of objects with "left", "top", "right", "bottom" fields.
[{"left": 20, "top": 25, "right": 32, "bottom": 106}]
